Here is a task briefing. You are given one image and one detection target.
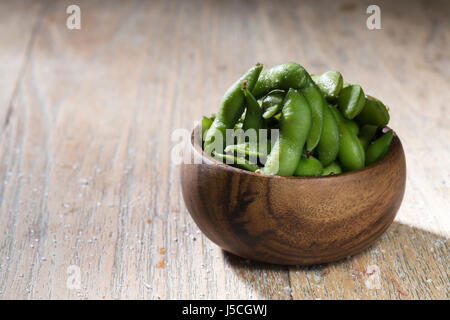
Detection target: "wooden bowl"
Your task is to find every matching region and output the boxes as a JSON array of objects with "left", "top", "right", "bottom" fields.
[{"left": 180, "top": 128, "right": 406, "bottom": 265}]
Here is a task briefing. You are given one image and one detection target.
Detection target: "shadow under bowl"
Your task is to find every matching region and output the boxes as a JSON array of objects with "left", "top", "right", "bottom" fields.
[{"left": 180, "top": 128, "right": 406, "bottom": 265}]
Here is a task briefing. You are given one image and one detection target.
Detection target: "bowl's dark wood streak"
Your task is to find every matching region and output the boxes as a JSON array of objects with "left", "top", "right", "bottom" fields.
[{"left": 180, "top": 129, "right": 406, "bottom": 265}]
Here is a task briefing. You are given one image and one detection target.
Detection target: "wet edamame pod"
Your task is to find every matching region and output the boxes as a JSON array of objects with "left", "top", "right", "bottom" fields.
[
  {"left": 302, "top": 85, "right": 326, "bottom": 151},
  {"left": 311, "top": 74, "right": 320, "bottom": 83},
  {"left": 365, "top": 129, "right": 393, "bottom": 166},
  {"left": 214, "top": 153, "right": 260, "bottom": 172},
  {"left": 242, "top": 81, "right": 265, "bottom": 133},
  {"left": 204, "top": 63, "right": 263, "bottom": 154},
  {"left": 261, "top": 89, "right": 285, "bottom": 119},
  {"left": 358, "top": 125, "right": 378, "bottom": 150},
  {"left": 329, "top": 106, "right": 365, "bottom": 171},
  {"left": 263, "top": 88, "right": 312, "bottom": 176},
  {"left": 313, "top": 70, "right": 343, "bottom": 101},
  {"left": 355, "top": 96, "right": 390, "bottom": 127},
  {"left": 317, "top": 104, "right": 340, "bottom": 167},
  {"left": 337, "top": 84, "right": 366, "bottom": 119},
  {"left": 251, "top": 62, "right": 325, "bottom": 151},
  {"left": 252, "top": 62, "right": 310, "bottom": 98},
  {"left": 224, "top": 141, "right": 271, "bottom": 160},
  {"left": 321, "top": 161, "right": 342, "bottom": 176},
  {"left": 294, "top": 156, "right": 323, "bottom": 176},
  {"left": 345, "top": 119, "right": 360, "bottom": 136},
  {"left": 201, "top": 116, "right": 213, "bottom": 139}
]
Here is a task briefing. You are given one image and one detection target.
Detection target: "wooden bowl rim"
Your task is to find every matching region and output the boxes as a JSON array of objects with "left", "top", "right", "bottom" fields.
[{"left": 190, "top": 126, "right": 402, "bottom": 181}]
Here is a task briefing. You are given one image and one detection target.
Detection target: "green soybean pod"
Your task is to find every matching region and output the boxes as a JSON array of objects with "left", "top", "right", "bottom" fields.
[
  {"left": 358, "top": 125, "right": 378, "bottom": 150},
  {"left": 224, "top": 141, "right": 270, "bottom": 159},
  {"left": 317, "top": 104, "right": 340, "bottom": 167},
  {"left": 345, "top": 119, "right": 360, "bottom": 136},
  {"left": 201, "top": 116, "right": 213, "bottom": 139},
  {"left": 355, "top": 96, "right": 390, "bottom": 127},
  {"left": 337, "top": 84, "right": 366, "bottom": 119},
  {"left": 263, "top": 88, "right": 312, "bottom": 176},
  {"left": 251, "top": 62, "right": 325, "bottom": 151},
  {"left": 234, "top": 110, "right": 246, "bottom": 130},
  {"left": 365, "top": 129, "right": 393, "bottom": 166},
  {"left": 294, "top": 156, "right": 323, "bottom": 176},
  {"left": 321, "top": 161, "right": 342, "bottom": 176},
  {"left": 242, "top": 81, "right": 265, "bottom": 132},
  {"left": 314, "top": 70, "right": 344, "bottom": 101},
  {"left": 261, "top": 89, "right": 285, "bottom": 119},
  {"left": 214, "top": 153, "right": 260, "bottom": 172},
  {"left": 252, "top": 62, "right": 310, "bottom": 98},
  {"left": 204, "top": 63, "right": 263, "bottom": 153},
  {"left": 311, "top": 74, "right": 320, "bottom": 83},
  {"left": 329, "top": 106, "right": 365, "bottom": 171},
  {"left": 302, "top": 85, "right": 326, "bottom": 151}
]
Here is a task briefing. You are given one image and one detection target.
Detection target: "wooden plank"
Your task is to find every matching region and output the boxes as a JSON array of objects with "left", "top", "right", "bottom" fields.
[
  {"left": 287, "top": 0, "right": 450, "bottom": 299},
  {"left": 0, "top": 0, "right": 44, "bottom": 129},
  {"left": 0, "top": 0, "right": 292, "bottom": 299},
  {"left": 0, "top": 0, "right": 46, "bottom": 297},
  {"left": 0, "top": 0, "right": 448, "bottom": 299}
]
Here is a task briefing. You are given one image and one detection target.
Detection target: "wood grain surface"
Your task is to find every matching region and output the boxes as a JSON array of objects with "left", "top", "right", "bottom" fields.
[{"left": 0, "top": 0, "right": 448, "bottom": 299}]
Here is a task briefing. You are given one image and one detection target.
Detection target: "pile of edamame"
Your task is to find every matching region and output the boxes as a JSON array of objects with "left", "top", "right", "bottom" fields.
[{"left": 201, "top": 62, "right": 393, "bottom": 177}]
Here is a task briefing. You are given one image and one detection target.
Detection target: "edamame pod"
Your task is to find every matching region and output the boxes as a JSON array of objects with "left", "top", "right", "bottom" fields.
[
  {"left": 252, "top": 62, "right": 310, "bottom": 98},
  {"left": 311, "top": 74, "right": 320, "bottom": 83},
  {"left": 242, "top": 81, "right": 265, "bottom": 132},
  {"left": 302, "top": 85, "right": 325, "bottom": 151},
  {"left": 321, "top": 161, "right": 342, "bottom": 176},
  {"left": 317, "top": 104, "right": 339, "bottom": 167},
  {"left": 261, "top": 89, "right": 285, "bottom": 119},
  {"left": 263, "top": 88, "right": 312, "bottom": 176},
  {"left": 201, "top": 116, "right": 213, "bottom": 140},
  {"left": 214, "top": 153, "right": 260, "bottom": 172},
  {"left": 329, "top": 106, "right": 365, "bottom": 171},
  {"left": 224, "top": 141, "right": 270, "bottom": 159},
  {"left": 234, "top": 111, "right": 246, "bottom": 130},
  {"left": 355, "top": 96, "right": 390, "bottom": 127},
  {"left": 204, "top": 63, "right": 263, "bottom": 154},
  {"left": 345, "top": 119, "right": 359, "bottom": 136},
  {"left": 314, "top": 70, "right": 343, "bottom": 101},
  {"left": 294, "top": 156, "right": 323, "bottom": 176},
  {"left": 252, "top": 62, "right": 325, "bottom": 151},
  {"left": 358, "top": 125, "right": 378, "bottom": 150},
  {"left": 365, "top": 129, "right": 393, "bottom": 166},
  {"left": 337, "top": 84, "right": 366, "bottom": 119}
]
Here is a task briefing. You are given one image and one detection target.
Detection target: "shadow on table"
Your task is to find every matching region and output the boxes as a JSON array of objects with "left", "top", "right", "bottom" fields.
[{"left": 222, "top": 221, "right": 449, "bottom": 299}]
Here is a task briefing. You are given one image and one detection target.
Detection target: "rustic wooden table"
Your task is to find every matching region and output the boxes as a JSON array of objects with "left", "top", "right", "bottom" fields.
[{"left": 0, "top": 0, "right": 448, "bottom": 300}]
